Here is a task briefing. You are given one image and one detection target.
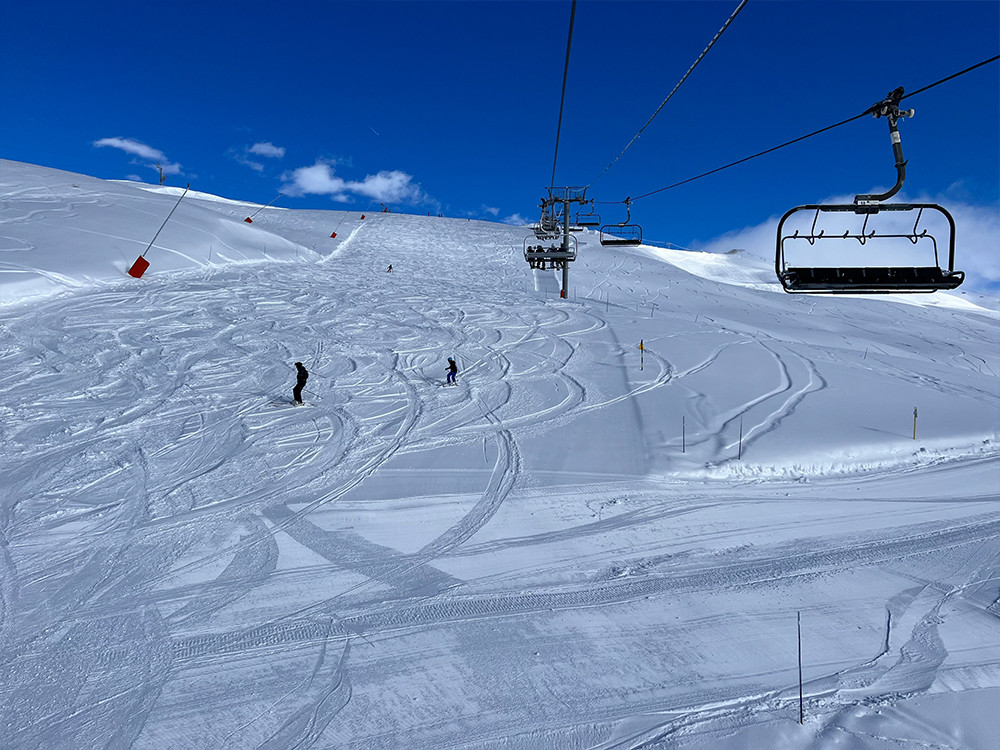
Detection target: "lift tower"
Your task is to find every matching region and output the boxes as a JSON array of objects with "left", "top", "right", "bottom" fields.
[{"left": 528, "top": 187, "right": 589, "bottom": 298}]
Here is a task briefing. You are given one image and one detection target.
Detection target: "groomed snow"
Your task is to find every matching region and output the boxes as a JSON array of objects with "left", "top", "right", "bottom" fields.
[{"left": 1, "top": 159, "right": 998, "bottom": 749}]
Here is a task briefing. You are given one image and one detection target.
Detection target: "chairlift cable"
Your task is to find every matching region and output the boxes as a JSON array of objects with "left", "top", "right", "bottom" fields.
[
  {"left": 899, "top": 54, "right": 999, "bottom": 100},
  {"left": 627, "top": 53, "right": 1000, "bottom": 203},
  {"left": 549, "top": 0, "right": 578, "bottom": 190},
  {"left": 629, "top": 111, "right": 870, "bottom": 201},
  {"left": 586, "top": 0, "right": 749, "bottom": 190}
]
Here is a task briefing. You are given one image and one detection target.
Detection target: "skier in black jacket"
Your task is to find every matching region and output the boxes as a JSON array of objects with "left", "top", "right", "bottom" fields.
[{"left": 293, "top": 362, "right": 309, "bottom": 404}]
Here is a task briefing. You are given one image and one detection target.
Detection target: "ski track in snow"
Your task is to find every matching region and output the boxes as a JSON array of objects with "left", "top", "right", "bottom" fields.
[{"left": 1, "top": 167, "right": 998, "bottom": 749}]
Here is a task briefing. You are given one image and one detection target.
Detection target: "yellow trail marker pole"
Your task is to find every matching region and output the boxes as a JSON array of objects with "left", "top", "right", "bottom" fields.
[{"left": 638, "top": 339, "right": 644, "bottom": 370}]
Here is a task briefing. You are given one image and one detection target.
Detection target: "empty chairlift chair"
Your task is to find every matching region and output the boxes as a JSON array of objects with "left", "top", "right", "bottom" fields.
[
  {"left": 600, "top": 198, "right": 642, "bottom": 247},
  {"left": 576, "top": 203, "right": 601, "bottom": 228},
  {"left": 775, "top": 87, "right": 964, "bottom": 294},
  {"left": 776, "top": 204, "right": 964, "bottom": 293}
]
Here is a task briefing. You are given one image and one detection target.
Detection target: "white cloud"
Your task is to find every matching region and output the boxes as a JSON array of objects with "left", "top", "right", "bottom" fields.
[
  {"left": 348, "top": 171, "right": 423, "bottom": 203},
  {"left": 154, "top": 161, "right": 182, "bottom": 175},
  {"left": 943, "top": 199, "right": 1000, "bottom": 292},
  {"left": 230, "top": 142, "right": 285, "bottom": 172},
  {"left": 94, "top": 137, "right": 164, "bottom": 161},
  {"left": 502, "top": 213, "right": 529, "bottom": 226},
  {"left": 249, "top": 142, "right": 285, "bottom": 158},
  {"left": 94, "top": 137, "right": 182, "bottom": 174},
  {"left": 232, "top": 153, "right": 265, "bottom": 173},
  {"left": 282, "top": 161, "right": 427, "bottom": 205},
  {"left": 481, "top": 205, "right": 500, "bottom": 217},
  {"left": 693, "top": 218, "right": 777, "bottom": 261},
  {"left": 283, "top": 162, "right": 346, "bottom": 196}
]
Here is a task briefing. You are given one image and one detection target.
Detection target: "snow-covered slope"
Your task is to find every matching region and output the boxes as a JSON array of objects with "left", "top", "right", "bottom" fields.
[
  {"left": 1, "top": 160, "right": 997, "bottom": 749},
  {"left": 0, "top": 160, "right": 313, "bottom": 302}
]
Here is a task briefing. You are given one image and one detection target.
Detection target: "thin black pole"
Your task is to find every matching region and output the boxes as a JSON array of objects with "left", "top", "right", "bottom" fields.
[
  {"left": 248, "top": 191, "right": 283, "bottom": 220},
  {"left": 738, "top": 415, "right": 743, "bottom": 460},
  {"left": 682, "top": 416, "right": 686, "bottom": 453},
  {"left": 798, "top": 611, "right": 804, "bottom": 724},
  {"left": 142, "top": 184, "right": 190, "bottom": 258}
]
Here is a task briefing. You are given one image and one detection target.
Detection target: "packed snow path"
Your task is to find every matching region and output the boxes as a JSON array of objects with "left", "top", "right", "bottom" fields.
[{"left": 1, "top": 165, "right": 998, "bottom": 749}]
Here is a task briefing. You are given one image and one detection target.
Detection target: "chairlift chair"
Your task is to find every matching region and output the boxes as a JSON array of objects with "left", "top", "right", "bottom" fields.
[
  {"left": 600, "top": 198, "right": 642, "bottom": 247},
  {"left": 776, "top": 203, "right": 964, "bottom": 293},
  {"left": 534, "top": 225, "right": 562, "bottom": 241},
  {"left": 540, "top": 208, "right": 559, "bottom": 232},
  {"left": 775, "top": 87, "right": 964, "bottom": 294},
  {"left": 523, "top": 236, "right": 578, "bottom": 270},
  {"left": 576, "top": 202, "right": 601, "bottom": 227},
  {"left": 534, "top": 197, "right": 562, "bottom": 238}
]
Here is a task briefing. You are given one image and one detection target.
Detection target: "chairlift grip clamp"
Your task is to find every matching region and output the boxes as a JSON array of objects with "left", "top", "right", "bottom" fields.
[{"left": 870, "top": 87, "right": 911, "bottom": 119}]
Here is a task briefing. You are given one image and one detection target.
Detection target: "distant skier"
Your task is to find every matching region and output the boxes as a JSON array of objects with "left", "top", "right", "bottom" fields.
[
  {"left": 293, "top": 361, "right": 309, "bottom": 404},
  {"left": 445, "top": 357, "right": 458, "bottom": 386},
  {"left": 387, "top": 264, "right": 393, "bottom": 273}
]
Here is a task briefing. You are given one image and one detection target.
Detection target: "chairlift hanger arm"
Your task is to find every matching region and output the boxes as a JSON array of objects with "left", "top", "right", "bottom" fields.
[{"left": 855, "top": 87, "right": 916, "bottom": 204}]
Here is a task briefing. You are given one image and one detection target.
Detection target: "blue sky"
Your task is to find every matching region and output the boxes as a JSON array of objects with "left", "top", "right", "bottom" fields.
[{"left": 3, "top": 1, "right": 998, "bottom": 254}]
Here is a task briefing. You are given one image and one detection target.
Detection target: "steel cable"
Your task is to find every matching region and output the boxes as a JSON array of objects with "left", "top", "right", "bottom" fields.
[
  {"left": 549, "top": 0, "right": 578, "bottom": 190},
  {"left": 587, "top": 0, "right": 749, "bottom": 190},
  {"left": 623, "top": 54, "right": 1000, "bottom": 203}
]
